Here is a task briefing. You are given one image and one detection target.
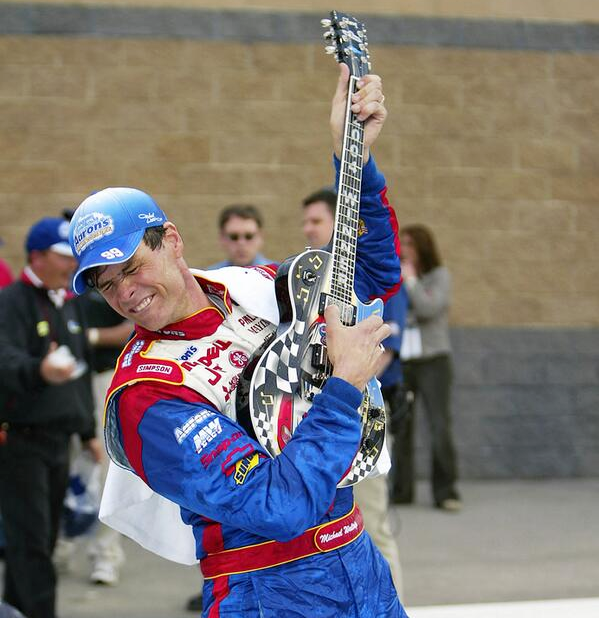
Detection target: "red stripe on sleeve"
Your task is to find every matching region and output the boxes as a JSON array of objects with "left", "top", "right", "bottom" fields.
[
  {"left": 376, "top": 186, "right": 403, "bottom": 303},
  {"left": 117, "top": 382, "right": 213, "bottom": 484}
]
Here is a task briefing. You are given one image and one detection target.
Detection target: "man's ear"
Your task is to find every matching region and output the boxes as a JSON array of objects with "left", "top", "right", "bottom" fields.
[
  {"left": 256, "top": 230, "right": 264, "bottom": 250},
  {"left": 28, "top": 250, "right": 43, "bottom": 268},
  {"left": 218, "top": 230, "right": 229, "bottom": 251},
  {"left": 163, "top": 222, "right": 184, "bottom": 258}
]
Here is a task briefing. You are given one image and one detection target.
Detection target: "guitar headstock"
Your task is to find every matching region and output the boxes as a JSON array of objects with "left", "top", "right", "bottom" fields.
[{"left": 321, "top": 11, "right": 371, "bottom": 78}]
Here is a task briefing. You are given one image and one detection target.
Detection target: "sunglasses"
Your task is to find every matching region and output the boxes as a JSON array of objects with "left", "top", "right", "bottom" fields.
[{"left": 226, "top": 233, "right": 256, "bottom": 242}]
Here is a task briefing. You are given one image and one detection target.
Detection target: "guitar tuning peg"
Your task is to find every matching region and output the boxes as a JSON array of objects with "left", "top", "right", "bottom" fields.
[
  {"left": 325, "top": 46, "right": 337, "bottom": 55},
  {"left": 323, "top": 30, "right": 334, "bottom": 39},
  {"left": 321, "top": 19, "right": 331, "bottom": 27}
]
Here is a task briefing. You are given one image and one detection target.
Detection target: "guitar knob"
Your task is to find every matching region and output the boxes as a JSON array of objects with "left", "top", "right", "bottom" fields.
[
  {"left": 368, "top": 407, "right": 383, "bottom": 420},
  {"left": 362, "top": 437, "right": 376, "bottom": 451},
  {"left": 302, "top": 270, "right": 317, "bottom": 285}
]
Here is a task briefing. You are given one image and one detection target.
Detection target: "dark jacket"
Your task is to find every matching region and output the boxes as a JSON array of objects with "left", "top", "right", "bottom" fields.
[{"left": 0, "top": 278, "right": 95, "bottom": 439}]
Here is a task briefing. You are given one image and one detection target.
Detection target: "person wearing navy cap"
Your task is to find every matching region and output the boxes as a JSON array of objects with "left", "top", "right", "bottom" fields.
[
  {"left": 67, "top": 68, "right": 408, "bottom": 617},
  {"left": 0, "top": 217, "right": 102, "bottom": 618}
]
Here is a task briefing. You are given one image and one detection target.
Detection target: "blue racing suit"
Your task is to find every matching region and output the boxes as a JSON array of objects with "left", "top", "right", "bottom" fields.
[{"left": 104, "top": 157, "right": 408, "bottom": 618}]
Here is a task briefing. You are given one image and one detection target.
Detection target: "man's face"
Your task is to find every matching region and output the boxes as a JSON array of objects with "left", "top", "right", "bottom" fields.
[
  {"left": 30, "top": 250, "right": 77, "bottom": 291},
  {"left": 95, "top": 231, "right": 189, "bottom": 331},
  {"left": 302, "top": 201, "right": 335, "bottom": 248},
  {"left": 220, "top": 216, "right": 263, "bottom": 266}
]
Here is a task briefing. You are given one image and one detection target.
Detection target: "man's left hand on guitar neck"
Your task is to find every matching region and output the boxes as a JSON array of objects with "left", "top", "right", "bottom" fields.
[{"left": 330, "top": 64, "right": 387, "bottom": 165}]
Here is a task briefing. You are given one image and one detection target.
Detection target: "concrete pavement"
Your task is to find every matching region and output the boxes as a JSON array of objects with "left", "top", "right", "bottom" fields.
[
  {"left": 394, "top": 479, "right": 599, "bottom": 608},
  {"left": 2, "top": 479, "right": 599, "bottom": 616}
]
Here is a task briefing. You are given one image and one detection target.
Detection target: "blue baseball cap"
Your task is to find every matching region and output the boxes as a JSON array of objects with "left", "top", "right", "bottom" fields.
[
  {"left": 26, "top": 217, "right": 73, "bottom": 256},
  {"left": 69, "top": 187, "right": 167, "bottom": 295}
]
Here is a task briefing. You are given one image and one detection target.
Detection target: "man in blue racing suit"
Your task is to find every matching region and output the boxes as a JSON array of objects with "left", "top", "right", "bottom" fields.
[{"left": 68, "top": 65, "right": 408, "bottom": 618}]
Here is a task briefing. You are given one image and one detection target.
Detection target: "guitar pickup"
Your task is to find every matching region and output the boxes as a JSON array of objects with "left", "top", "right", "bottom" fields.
[
  {"left": 311, "top": 343, "right": 328, "bottom": 369},
  {"left": 318, "top": 293, "right": 357, "bottom": 325}
]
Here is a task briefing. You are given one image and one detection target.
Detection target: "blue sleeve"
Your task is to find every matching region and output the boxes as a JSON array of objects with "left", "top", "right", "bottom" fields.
[
  {"left": 135, "top": 377, "right": 362, "bottom": 542},
  {"left": 334, "top": 155, "right": 401, "bottom": 303},
  {"left": 382, "top": 286, "right": 409, "bottom": 354}
]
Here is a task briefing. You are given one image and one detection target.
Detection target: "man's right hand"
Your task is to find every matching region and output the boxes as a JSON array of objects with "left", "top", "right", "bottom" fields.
[
  {"left": 325, "top": 304, "right": 391, "bottom": 392},
  {"left": 330, "top": 64, "right": 387, "bottom": 164},
  {"left": 40, "top": 342, "right": 76, "bottom": 384}
]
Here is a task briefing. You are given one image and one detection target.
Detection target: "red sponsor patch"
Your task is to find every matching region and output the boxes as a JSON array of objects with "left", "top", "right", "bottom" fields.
[
  {"left": 200, "top": 431, "right": 243, "bottom": 468},
  {"left": 229, "top": 350, "right": 248, "bottom": 368}
]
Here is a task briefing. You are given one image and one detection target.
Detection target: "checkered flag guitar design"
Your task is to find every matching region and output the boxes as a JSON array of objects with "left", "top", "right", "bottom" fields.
[{"left": 243, "top": 249, "right": 387, "bottom": 487}]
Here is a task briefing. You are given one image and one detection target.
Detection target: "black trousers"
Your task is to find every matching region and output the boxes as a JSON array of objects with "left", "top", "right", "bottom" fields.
[
  {"left": 388, "top": 354, "right": 459, "bottom": 506},
  {"left": 0, "top": 429, "right": 70, "bottom": 618}
]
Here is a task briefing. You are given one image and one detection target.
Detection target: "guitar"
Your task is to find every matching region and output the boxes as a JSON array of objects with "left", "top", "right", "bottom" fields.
[{"left": 235, "top": 11, "right": 385, "bottom": 487}]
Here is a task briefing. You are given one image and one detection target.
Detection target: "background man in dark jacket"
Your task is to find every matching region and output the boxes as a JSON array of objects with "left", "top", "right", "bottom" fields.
[{"left": 0, "top": 217, "right": 101, "bottom": 618}]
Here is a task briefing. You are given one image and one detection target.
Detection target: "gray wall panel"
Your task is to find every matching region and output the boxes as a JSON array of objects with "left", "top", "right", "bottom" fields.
[
  {"left": 413, "top": 328, "right": 599, "bottom": 481},
  {"left": 1, "top": 3, "right": 599, "bottom": 52}
]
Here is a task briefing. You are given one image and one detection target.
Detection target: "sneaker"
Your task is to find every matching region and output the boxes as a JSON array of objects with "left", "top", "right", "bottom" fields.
[
  {"left": 438, "top": 498, "right": 462, "bottom": 512},
  {"left": 186, "top": 593, "right": 203, "bottom": 612},
  {"left": 90, "top": 559, "right": 120, "bottom": 586}
]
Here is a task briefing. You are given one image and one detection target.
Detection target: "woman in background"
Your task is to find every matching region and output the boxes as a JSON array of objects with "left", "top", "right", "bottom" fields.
[{"left": 389, "top": 224, "right": 461, "bottom": 511}]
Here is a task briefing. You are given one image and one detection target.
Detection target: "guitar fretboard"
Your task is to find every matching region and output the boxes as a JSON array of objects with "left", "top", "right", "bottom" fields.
[{"left": 330, "top": 75, "right": 364, "bottom": 324}]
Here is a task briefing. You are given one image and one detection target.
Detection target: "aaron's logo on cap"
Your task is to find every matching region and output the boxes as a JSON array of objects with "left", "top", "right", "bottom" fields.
[{"left": 73, "top": 212, "right": 114, "bottom": 255}]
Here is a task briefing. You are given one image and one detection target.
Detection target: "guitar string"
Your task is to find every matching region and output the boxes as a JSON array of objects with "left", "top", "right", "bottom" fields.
[
  {"left": 332, "top": 140, "right": 361, "bottom": 301},
  {"left": 331, "top": 117, "right": 363, "bottom": 321},
  {"left": 331, "top": 131, "right": 363, "bottom": 317},
  {"left": 326, "top": 99, "right": 364, "bottom": 379}
]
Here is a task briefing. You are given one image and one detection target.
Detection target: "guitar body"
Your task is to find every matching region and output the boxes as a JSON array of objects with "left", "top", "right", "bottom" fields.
[{"left": 235, "top": 249, "right": 386, "bottom": 487}]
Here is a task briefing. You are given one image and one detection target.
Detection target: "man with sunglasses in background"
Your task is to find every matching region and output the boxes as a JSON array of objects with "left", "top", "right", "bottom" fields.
[{"left": 210, "top": 204, "right": 273, "bottom": 269}]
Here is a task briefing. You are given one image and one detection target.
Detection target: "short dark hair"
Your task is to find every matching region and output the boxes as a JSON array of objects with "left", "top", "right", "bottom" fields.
[
  {"left": 302, "top": 188, "right": 337, "bottom": 218},
  {"left": 86, "top": 225, "right": 166, "bottom": 288},
  {"left": 142, "top": 225, "right": 167, "bottom": 250},
  {"left": 218, "top": 205, "right": 263, "bottom": 231}
]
